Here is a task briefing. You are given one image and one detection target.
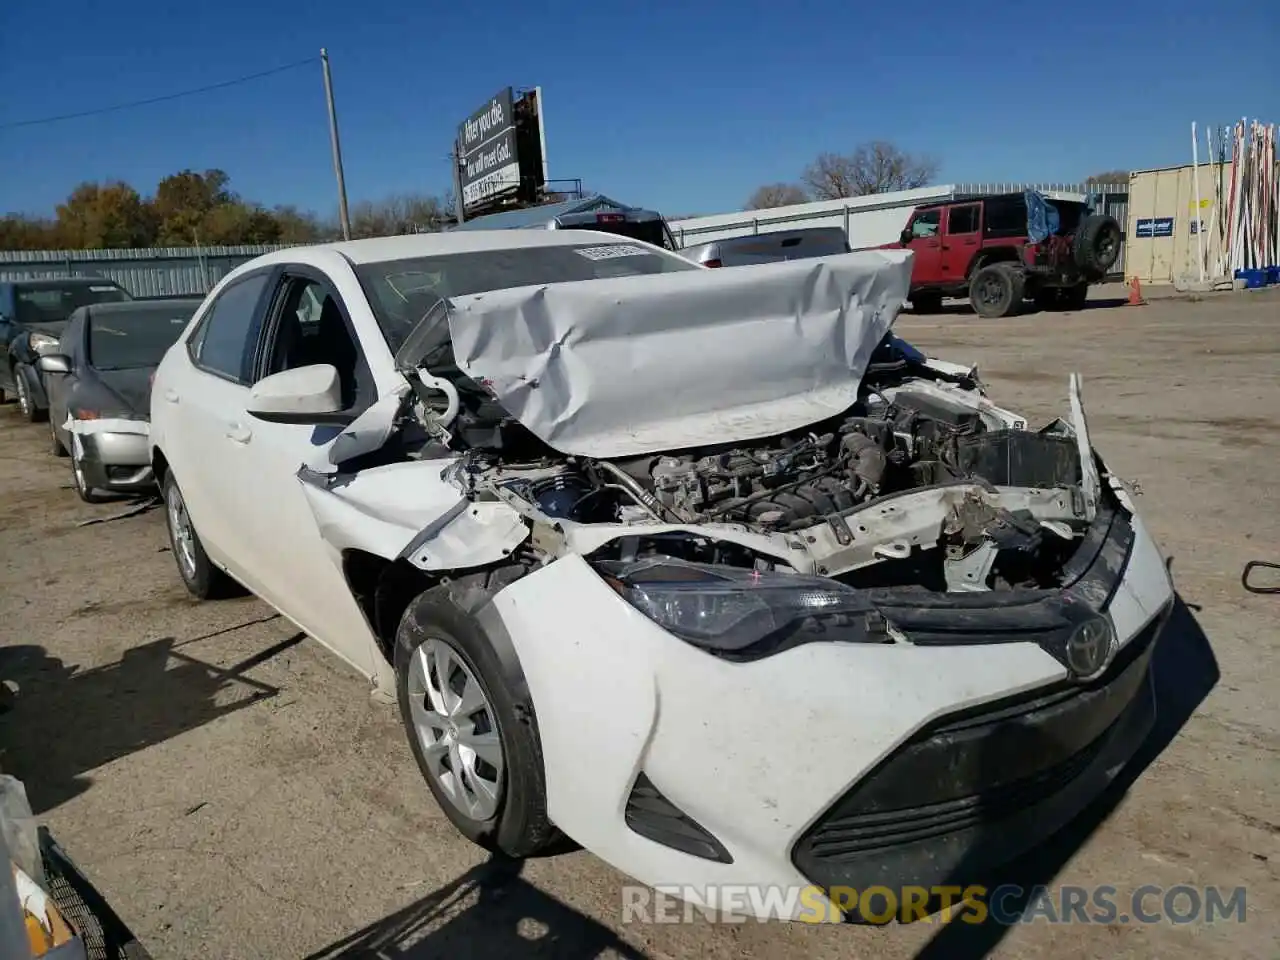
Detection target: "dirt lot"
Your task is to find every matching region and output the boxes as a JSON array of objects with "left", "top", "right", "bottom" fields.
[{"left": 1, "top": 288, "right": 1277, "bottom": 959}]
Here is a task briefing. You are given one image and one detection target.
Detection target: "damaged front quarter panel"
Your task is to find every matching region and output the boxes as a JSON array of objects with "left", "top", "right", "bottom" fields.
[{"left": 298, "top": 458, "right": 530, "bottom": 570}]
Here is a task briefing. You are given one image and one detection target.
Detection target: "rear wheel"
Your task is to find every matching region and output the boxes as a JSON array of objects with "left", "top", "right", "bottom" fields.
[
  {"left": 163, "top": 472, "right": 240, "bottom": 599},
  {"left": 969, "top": 264, "right": 1021, "bottom": 318},
  {"left": 395, "top": 583, "right": 558, "bottom": 858}
]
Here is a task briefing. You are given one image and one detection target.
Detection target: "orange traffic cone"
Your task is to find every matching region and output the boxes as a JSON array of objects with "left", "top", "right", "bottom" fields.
[{"left": 1127, "top": 276, "right": 1147, "bottom": 306}]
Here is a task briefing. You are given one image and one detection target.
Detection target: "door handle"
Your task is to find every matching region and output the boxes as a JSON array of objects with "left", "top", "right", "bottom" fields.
[
  {"left": 225, "top": 422, "right": 252, "bottom": 444},
  {"left": 163, "top": 389, "right": 180, "bottom": 404}
]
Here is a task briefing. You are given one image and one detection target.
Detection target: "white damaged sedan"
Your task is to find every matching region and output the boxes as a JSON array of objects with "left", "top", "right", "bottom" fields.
[{"left": 149, "top": 230, "right": 1174, "bottom": 921}]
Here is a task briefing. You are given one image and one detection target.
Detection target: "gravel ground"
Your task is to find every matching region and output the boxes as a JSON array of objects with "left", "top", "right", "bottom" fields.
[{"left": 1, "top": 287, "right": 1277, "bottom": 959}]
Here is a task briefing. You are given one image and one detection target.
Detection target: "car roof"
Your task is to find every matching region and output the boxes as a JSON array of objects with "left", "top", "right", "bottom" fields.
[
  {"left": 85, "top": 298, "right": 203, "bottom": 317},
  {"left": 249, "top": 229, "right": 664, "bottom": 267},
  {"left": 693, "top": 226, "right": 848, "bottom": 250},
  {"left": 9, "top": 276, "right": 120, "bottom": 289}
]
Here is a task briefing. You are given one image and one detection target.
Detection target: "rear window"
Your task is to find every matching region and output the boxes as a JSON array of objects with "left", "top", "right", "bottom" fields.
[
  {"left": 87, "top": 307, "right": 195, "bottom": 370},
  {"left": 570, "top": 219, "right": 674, "bottom": 250},
  {"left": 15, "top": 283, "right": 131, "bottom": 326},
  {"left": 722, "top": 230, "right": 849, "bottom": 263}
]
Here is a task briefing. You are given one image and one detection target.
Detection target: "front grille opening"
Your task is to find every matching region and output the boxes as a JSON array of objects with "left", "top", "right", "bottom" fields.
[{"left": 625, "top": 772, "right": 733, "bottom": 864}]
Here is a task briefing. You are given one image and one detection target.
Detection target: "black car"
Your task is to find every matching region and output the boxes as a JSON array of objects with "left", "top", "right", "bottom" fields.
[
  {"left": 39, "top": 298, "right": 202, "bottom": 502},
  {"left": 0, "top": 277, "right": 134, "bottom": 422}
]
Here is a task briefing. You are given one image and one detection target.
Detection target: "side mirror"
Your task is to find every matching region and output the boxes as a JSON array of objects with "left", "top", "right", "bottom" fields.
[
  {"left": 246, "top": 364, "right": 345, "bottom": 424},
  {"left": 37, "top": 354, "right": 71, "bottom": 375},
  {"left": 899, "top": 229, "right": 914, "bottom": 245}
]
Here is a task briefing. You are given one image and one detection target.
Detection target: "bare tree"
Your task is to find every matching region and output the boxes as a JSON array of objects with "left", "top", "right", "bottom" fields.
[
  {"left": 803, "top": 142, "right": 939, "bottom": 199},
  {"left": 351, "top": 192, "right": 452, "bottom": 238},
  {"left": 746, "top": 183, "right": 810, "bottom": 209}
]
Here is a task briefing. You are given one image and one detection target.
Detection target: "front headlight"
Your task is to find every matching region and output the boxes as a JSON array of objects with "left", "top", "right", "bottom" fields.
[
  {"left": 594, "top": 557, "right": 887, "bottom": 658},
  {"left": 29, "top": 333, "right": 59, "bottom": 355}
]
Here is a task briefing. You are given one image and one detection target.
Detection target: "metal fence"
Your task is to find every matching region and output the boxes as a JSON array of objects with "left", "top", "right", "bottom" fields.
[{"left": 0, "top": 245, "right": 287, "bottom": 297}]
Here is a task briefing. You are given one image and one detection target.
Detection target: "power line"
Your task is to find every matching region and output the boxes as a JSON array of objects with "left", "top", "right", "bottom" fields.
[{"left": 0, "top": 57, "right": 319, "bottom": 131}]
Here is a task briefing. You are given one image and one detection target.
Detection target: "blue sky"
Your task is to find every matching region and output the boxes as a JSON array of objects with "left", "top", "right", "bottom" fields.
[{"left": 1, "top": 0, "right": 1276, "bottom": 220}]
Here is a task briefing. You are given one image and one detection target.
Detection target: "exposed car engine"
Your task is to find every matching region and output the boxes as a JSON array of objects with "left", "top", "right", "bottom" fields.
[{"left": 600, "top": 388, "right": 991, "bottom": 531}]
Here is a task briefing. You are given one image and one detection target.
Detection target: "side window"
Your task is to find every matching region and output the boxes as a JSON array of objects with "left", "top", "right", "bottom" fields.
[
  {"left": 262, "top": 276, "right": 364, "bottom": 410},
  {"left": 984, "top": 198, "right": 1026, "bottom": 236},
  {"left": 910, "top": 210, "right": 941, "bottom": 239},
  {"left": 947, "top": 205, "right": 980, "bottom": 235},
  {"left": 189, "top": 273, "right": 270, "bottom": 382}
]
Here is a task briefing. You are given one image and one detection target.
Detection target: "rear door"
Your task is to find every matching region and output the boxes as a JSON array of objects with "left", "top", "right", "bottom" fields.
[
  {"left": 157, "top": 268, "right": 277, "bottom": 588},
  {"left": 940, "top": 203, "right": 982, "bottom": 283}
]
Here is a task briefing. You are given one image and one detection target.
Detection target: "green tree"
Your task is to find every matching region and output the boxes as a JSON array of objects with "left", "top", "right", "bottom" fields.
[
  {"left": 200, "top": 201, "right": 282, "bottom": 245},
  {"left": 152, "top": 168, "right": 234, "bottom": 244},
  {"left": 54, "top": 181, "right": 157, "bottom": 248},
  {"left": 0, "top": 214, "right": 59, "bottom": 250}
]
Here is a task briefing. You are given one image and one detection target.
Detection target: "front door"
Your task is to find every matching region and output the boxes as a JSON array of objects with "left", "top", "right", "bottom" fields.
[
  {"left": 902, "top": 209, "right": 944, "bottom": 286},
  {"left": 226, "top": 268, "right": 384, "bottom": 678},
  {"left": 940, "top": 203, "right": 982, "bottom": 284}
]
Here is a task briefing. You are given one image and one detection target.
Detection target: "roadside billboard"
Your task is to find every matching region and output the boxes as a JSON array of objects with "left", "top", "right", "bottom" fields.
[{"left": 457, "top": 88, "right": 521, "bottom": 211}]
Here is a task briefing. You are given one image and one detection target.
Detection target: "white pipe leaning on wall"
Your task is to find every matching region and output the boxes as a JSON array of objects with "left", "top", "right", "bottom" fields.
[{"left": 1192, "top": 122, "right": 1205, "bottom": 282}]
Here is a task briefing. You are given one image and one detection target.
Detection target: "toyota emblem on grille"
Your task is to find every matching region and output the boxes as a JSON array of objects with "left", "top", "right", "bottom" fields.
[{"left": 1065, "top": 616, "right": 1116, "bottom": 681}]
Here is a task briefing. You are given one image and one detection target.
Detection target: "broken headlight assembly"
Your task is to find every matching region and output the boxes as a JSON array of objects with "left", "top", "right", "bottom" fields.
[{"left": 594, "top": 557, "right": 889, "bottom": 659}]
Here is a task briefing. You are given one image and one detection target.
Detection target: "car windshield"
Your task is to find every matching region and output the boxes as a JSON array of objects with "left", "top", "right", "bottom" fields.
[
  {"left": 15, "top": 283, "right": 131, "bottom": 327},
  {"left": 87, "top": 308, "right": 194, "bottom": 370},
  {"left": 355, "top": 242, "right": 701, "bottom": 354}
]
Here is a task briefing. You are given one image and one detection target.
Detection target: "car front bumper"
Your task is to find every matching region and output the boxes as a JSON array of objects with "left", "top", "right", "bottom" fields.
[
  {"left": 75, "top": 427, "right": 154, "bottom": 493},
  {"left": 486, "top": 488, "right": 1174, "bottom": 922}
]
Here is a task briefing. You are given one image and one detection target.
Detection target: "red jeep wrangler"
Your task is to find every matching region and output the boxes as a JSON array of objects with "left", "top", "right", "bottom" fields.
[{"left": 888, "top": 191, "right": 1122, "bottom": 318}]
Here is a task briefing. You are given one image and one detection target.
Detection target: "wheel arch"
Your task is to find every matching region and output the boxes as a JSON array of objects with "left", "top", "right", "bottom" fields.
[
  {"left": 342, "top": 549, "right": 532, "bottom": 675},
  {"left": 151, "top": 445, "right": 170, "bottom": 487},
  {"left": 967, "top": 246, "right": 1021, "bottom": 278}
]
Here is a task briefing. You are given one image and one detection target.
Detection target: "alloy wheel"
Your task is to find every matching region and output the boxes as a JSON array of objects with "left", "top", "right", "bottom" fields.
[
  {"left": 407, "top": 638, "right": 505, "bottom": 821},
  {"left": 15, "top": 377, "right": 30, "bottom": 418},
  {"left": 166, "top": 484, "right": 197, "bottom": 581}
]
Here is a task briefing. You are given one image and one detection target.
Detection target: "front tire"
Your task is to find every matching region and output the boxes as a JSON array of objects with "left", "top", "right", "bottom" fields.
[
  {"left": 13, "top": 369, "right": 43, "bottom": 423},
  {"left": 70, "top": 449, "right": 109, "bottom": 504},
  {"left": 395, "top": 583, "right": 558, "bottom": 858},
  {"left": 162, "top": 472, "right": 239, "bottom": 599}
]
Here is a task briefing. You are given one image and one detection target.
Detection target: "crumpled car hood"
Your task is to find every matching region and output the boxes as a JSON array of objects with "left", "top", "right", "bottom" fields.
[{"left": 445, "top": 250, "right": 913, "bottom": 458}]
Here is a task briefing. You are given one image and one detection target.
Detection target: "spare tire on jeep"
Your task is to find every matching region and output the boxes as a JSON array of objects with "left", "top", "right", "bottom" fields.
[{"left": 1074, "top": 214, "right": 1122, "bottom": 274}]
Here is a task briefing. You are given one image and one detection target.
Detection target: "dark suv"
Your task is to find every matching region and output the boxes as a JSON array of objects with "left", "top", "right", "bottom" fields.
[
  {"left": 888, "top": 191, "right": 1122, "bottom": 318},
  {"left": 0, "top": 277, "right": 133, "bottom": 421}
]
